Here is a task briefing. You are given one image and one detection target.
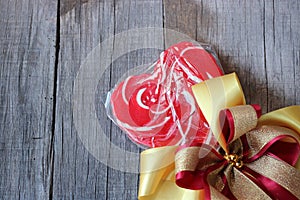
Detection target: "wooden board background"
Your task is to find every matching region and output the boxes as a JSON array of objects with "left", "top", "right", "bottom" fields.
[{"left": 0, "top": 0, "right": 299, "bottom": 199}]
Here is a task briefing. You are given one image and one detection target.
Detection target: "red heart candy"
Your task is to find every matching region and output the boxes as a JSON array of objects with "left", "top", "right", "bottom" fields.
[{"left": 109, "top": 42, "right": 223, "bottom": 147}]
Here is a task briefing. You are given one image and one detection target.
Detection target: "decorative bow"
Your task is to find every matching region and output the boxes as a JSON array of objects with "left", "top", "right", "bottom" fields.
[
  {"left": 138, "top": 73, "right": 300, "bottom": 200},
  {"left": 175, "top": 107, "right": 300, "bottom": 199}
]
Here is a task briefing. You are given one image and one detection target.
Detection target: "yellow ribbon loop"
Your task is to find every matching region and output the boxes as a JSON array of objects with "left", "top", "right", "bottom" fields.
[{"left": 192, "top": 73, "right": 246, "bottom": 152}]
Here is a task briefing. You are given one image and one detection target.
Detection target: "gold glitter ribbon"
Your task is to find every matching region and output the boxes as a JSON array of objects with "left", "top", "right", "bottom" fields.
[
  {"left": 226, "top": 105, "right": 258, "bottom": 142},
  {"left": 138, "top": 73, "right": 300, "bottom": 200}
]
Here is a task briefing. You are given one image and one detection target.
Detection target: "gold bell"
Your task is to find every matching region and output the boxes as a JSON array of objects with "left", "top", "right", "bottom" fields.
[{"left": 224, "top": 153, "right": 243, "bottom": 168}]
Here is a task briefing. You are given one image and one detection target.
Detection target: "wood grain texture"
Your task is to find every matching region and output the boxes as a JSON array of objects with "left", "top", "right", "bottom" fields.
[
  {"left": 164, "top": 0, "right": 267, "bottom": 112},
  {"left": 1, "top": 0, "right": 300, "bottom": 199},
  {"left": 53, "top": 0, "right": 163, "bottom": 199},
  {"left": 264, "top": 0, "right": 300, "bottom": 110},
  {"left": 0, "top": 0, "right": 57, "bottom": 199},
  {"left": 53, "top": 2, "right": 114, "bottom": 199},
  {"left": 164, "top": 0, "right": 300, "bottom": 114},
  {"left": 106, "top": 1, "right": 163, "bottom": 199}
]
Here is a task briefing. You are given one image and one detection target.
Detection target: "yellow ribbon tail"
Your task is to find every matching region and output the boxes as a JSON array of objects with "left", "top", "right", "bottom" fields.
[
  {"left": 138, "top": 146, "right": 202, "bottom": 200},
  {"left": 259, "top": 105, "right": 300, "bottom": 134},
  {"left": 258, "top": 105, "right": 300, "bottom": 169}
]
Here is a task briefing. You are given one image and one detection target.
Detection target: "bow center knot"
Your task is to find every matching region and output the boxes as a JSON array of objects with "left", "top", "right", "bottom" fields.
[{"left": 224, "top": 153, "right": 243, "bottom": 168}]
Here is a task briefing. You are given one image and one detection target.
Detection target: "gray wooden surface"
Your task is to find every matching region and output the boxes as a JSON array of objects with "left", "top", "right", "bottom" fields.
[{"left": 0, "top": 0, "right": 299, "bottom": 199}]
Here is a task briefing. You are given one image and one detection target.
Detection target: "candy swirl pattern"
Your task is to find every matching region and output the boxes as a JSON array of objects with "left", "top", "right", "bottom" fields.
[{"left": 109, "top": 42, "right": 223, "bottom": 147}]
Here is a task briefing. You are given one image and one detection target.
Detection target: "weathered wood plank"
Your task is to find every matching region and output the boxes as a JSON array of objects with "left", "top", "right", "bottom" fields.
[
  {"left": 164, "top": 0, "right": 300, "bottom": 113},
  {"left": 199, "top": 0, "right": 269, "bottom": 112},
  {"left": 264, "top": 0, "right": 300, "bottom": 110},
  {"left": 164, "top": 0, "right": 269, "bottom": 112},
  {"left": 53, "top": 0, "right": 163, "bottom": 199},
  {"left": 53, "top": 1, "right": 114, "bottom": 199},
  {"left": 107, "top": 1, "right": 163, "bottom": 199},
  {"left": 0, "top": 0, "right": 57, "bottom": 199}
]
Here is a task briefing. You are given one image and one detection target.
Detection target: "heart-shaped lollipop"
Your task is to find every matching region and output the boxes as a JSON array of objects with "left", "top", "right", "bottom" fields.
[{"left": 109, "top": 42, "right": 223, "bottom": 147}]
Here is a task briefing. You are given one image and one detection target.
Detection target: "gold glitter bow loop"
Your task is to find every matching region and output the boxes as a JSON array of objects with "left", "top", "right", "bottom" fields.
[{"left": 220, "top": 104, "right": 261, "bottom": 144}]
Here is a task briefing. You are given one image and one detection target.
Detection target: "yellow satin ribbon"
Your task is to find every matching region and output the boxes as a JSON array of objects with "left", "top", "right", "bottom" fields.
[
  {"left": 138, "top": 73, "right": 300, "bottom": 200},
  {"left": 192, "top": 73, "right": 246, "bottom": 151}
]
